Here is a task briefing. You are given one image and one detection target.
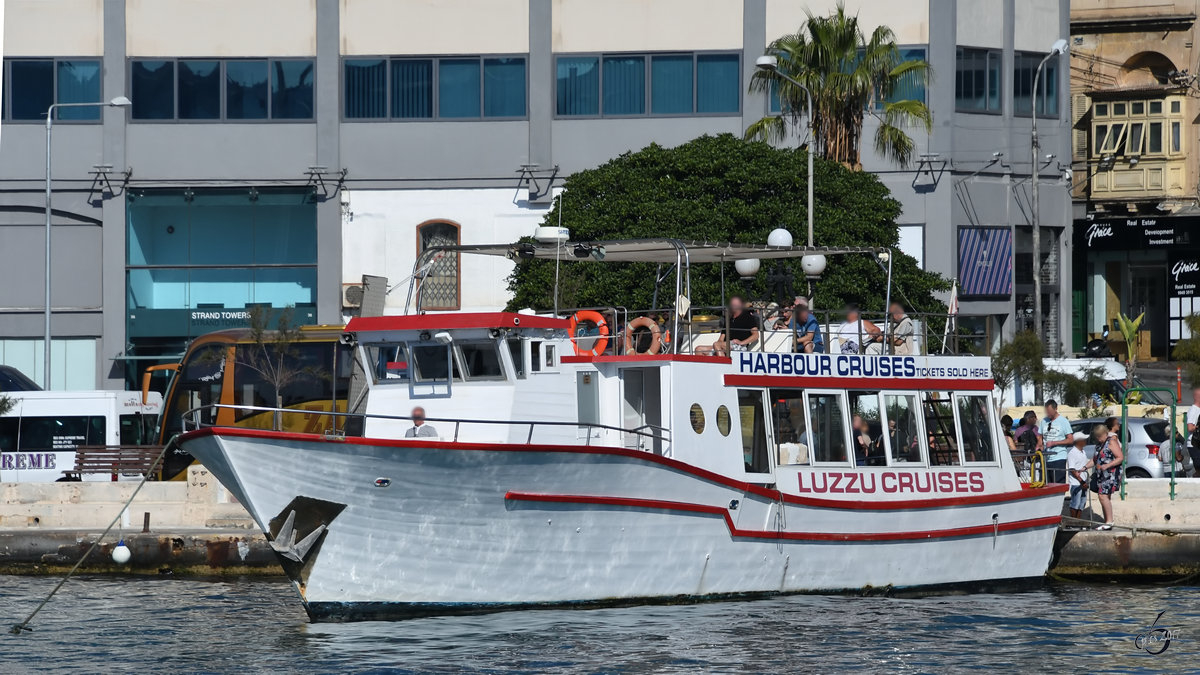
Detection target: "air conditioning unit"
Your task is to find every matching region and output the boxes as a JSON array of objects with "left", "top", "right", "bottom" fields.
[{"left": 342, "top": 282, "right": 365, "bottom": 309}]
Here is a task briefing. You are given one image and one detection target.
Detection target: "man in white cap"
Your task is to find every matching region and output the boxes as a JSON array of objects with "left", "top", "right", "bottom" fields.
[{"left": 1066, "top": 431, "right": 1090, "bottom": 521}]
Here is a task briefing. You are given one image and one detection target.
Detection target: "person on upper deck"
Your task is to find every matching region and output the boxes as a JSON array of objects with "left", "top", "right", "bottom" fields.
[
  {"left": 705, "top": 296, "right": 759, "bottom": 356},
  {"left": 837, "top": 305, "right": 882, "bottom": 354},
  {"left": 887, "top": 303, "right": 915, "bottom": 355},
  {"left": 787, "top": 298, "right": 824, "bottom": 354},
  {"left": 404, "top": 406, "right": 438, "bottom": 438}
]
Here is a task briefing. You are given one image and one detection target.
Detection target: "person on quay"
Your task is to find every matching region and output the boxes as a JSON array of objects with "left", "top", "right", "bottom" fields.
[
  {"left": 1000, "top": 414, "right": 1017, "bottom": 454},
  {"left": 1014, "top": 411, "right": 1042, "bottom": 452},
  {"left": 1039, "top": 400, "right": 1073, "bottom": 483},
  {"left": 789, "top": 298, "right": 824, "bottom": 354},
  {"left": 1085, "top": 421, "right": 1123, "bottom": 530},
  {"left": 1187, "top": 387, "right": 1200, "bottom": 477},
  {"left": 886, "top": 303, "right": 915, "bottom": 355},
  {"left": 1066, "top": 432, "right": 1090, "bottom": 522},
  {"left": 404, "top": 406, "right": 438, "bottom": 438},
  {"left": 704, "top": 295, "right": 759, "bottom": 356},
  {"left": 837, "top": 304, "right": 882, "bottom": 354}
]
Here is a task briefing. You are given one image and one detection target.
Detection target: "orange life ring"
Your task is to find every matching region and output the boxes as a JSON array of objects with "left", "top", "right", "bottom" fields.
[
  {"left": 624, "top": 317, "right": 663, "bottom": 355},
  {"left": 569, "top": 310, "right": 609, "bottom": 356}
]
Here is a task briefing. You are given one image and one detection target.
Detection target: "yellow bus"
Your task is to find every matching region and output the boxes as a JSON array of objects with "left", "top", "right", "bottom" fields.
[{"left": 145, "top": 325, "right": 351, "bottom": 480}]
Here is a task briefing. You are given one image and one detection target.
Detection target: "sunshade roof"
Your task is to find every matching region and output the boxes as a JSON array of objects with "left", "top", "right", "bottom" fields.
[{"left": 428, "top": 239, "right": 886, "bottom": 265}]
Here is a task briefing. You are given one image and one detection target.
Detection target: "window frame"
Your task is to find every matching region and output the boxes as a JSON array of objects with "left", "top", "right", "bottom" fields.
[
  {"left": 4, "top": 57, "right": 104, "bottom": 124},
  {"left": 880, "top": 390, "right": 926, "bottom": 467},
  {"left": 340, "top": 54, "right": 529, "bottom": 122},
  {"left": 954, "top": 46, "right": 1002, "bottom": 115},
  {"left": 127, "top": 57, "right": 316, "bottom": 123},
  {"left": 952, "top": 392, "right": 1000, "bottom": 466},
  {"left": 803, "top": 389, "right": 853, "bottom": 467},
  {"left": 553, "top": 50, "right": 742, "bottom": 119},
  {"left": 414, "top": 219, "right": 461, "bottom": 311},
  {"left": 1013, "top": 50, "right": 1060, "bottom": 119}
]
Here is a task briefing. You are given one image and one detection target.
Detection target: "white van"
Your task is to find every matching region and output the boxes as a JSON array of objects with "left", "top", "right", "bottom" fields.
[
  {"left": 0, "top": 390, "right": 162, "bottom": 482},
  {"left": 997, "top": 357, "right": 1167, "bottom": 408}
]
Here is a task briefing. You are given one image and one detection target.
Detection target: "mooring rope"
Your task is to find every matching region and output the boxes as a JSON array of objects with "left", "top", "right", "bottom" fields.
[{"left": 8, "top": 438, "right": 174, "bottom": 635}]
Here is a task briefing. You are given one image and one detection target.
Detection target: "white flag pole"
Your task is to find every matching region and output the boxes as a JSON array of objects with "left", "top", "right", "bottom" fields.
[{"left": 942, "top": 279, "right": 959, "bottom": 354}]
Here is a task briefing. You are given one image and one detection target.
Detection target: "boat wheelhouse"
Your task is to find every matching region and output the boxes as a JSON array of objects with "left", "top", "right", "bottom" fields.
[{"left": 176, "top": 239, "right": 1066, "bottom": 621}]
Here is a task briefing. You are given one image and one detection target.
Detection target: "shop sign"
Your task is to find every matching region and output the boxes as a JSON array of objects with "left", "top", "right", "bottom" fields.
[
  {"left": 1168, "top": 252, "right": 1200, "bottom": 347},
  {"left": 1077, "top": 215, "right": 1196, "bottom": 251}
]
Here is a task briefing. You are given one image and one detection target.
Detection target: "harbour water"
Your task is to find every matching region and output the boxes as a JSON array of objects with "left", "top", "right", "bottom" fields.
[{"left": 0, "top": 576, "right": 1195, "bottom": 673}]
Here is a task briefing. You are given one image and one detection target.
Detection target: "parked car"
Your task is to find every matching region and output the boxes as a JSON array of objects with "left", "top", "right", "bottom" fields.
[{"left": 1070, "top": 417, "right": 1187, "bottom": 479}]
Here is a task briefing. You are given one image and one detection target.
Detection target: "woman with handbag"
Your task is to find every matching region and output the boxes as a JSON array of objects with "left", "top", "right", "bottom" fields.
[{"left": 1086, "top": 421, "right": 1124, "bottom": 531}]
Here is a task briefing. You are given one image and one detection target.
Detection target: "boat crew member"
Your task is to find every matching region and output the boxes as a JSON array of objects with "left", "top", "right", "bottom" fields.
[
  {"left": 1039, "top": 400, "right": 1072, "bottom": 483},
  {"left": 887, "top": 303, "right": 914, "bottom": 355},
  {"left": 405, "top": 406, "right": 438, "bottom": 438}
]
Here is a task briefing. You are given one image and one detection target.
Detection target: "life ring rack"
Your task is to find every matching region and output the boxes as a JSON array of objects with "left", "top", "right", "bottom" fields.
[{"left": 568, "top": 310, "right": 610, "bottom": 356}]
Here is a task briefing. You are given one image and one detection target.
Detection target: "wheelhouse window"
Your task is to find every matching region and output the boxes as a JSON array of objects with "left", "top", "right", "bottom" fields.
[
  {"left": 883, "top": 393, "right": 922, "bottom": 464},
  {"left": 807, "top": 391, "right": 849, "bottom": 464},
  {"left": 458, "top": 342, "right": 504, "bottom": 380},
  {"left": 416, "top": 221, "right": 460, "bottom": 310},
  {"left": 923, "top": 392, "right": 960, "bottom": 466},
  {"left": 737, "top": 389, "right": 771, "bottom": 474},
  {"left": 770, "top": 389, "right": 809, "bottom": 465},
  {"left": 955, "top": 394, "right": 996, "bottom": 463}
]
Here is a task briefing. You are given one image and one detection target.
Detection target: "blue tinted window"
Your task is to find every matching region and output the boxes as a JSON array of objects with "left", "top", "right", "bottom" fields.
[
  {"left": 344, "top": 59, "right": 387, "bottom": 119},
  {"left": 768, "top": 78, "right": 781, "bottom": 114},
  {"left": 131, "top": 60, "right": 175, "bottom": 120},
  {"left": 55, "top": 60, "right": 101, "bottom": 120},
  {"left": 271, "top": 60, "right": 313, "bottom": 119},
  {"left": 439, "top": 58, "right": 481, "bottom": 118},
  {"left": 483, "top": 57, "right": 525, "bottom": 117},
  {"left": 392, "top": 59, "right": 433, "bottom": 118},
  {"left": 696, "top": 54, "right": 739, "bottom": 113},
  {"left": 556, "top": 56, "right": 599, "bottom": 116},
  {"left": 254, "top": 267, "right": 317, "bottom": 306},
  {"left": 886, "top": 48, "right": 926, "bottom": 106},
  {"left": 651, "top": 55, "right": 692, "bottom": 114},
  {"left": 10, "top": 60, "right": 54, "bottom": 120},
  {"left": 178, "top": 60, "right": 220, "bottom": 120},
  {"left": 603, "top": 55, "right": 645, "bottom": 115},
  {"left": 226, "top": 60, "right": 268, "bottom": 119}
]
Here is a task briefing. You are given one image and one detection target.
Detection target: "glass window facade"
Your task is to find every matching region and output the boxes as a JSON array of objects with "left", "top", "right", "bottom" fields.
[
  {"left": 344, "top": 56, "right": 526, "bottom": 120},
  {"left": 126, "top": 190, "right": 318, "bottom": 339},
  {"left": 1014, "top": 51, "right": 1059, "bottom": 117},
  {"left": 5, "top": 58, "right": 102, "bottom": 121},
  {"left": 556, "top": 52, "right": 740, "bottom": 117},
  {"left": 131, "top": 59, "right": 313, "bottom": 121},
  {"left": 955, "top": 47, "right": 1001, "bottom": 113}
]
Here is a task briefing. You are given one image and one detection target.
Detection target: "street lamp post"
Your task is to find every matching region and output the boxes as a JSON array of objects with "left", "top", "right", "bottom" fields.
[
  {"left": 756, "top": 55, "right": 814, "bottom": 249},
  {"left": 1030, "top": 39, "right": 1067, "bottom": 402},
  {"left": 43, "top": 96, "right": 131, "bottom": 389}
]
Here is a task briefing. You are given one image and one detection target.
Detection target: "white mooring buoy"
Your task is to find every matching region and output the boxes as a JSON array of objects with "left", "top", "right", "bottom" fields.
[{"left": 112, "top": 539, "right": 131, "bottom": 565}]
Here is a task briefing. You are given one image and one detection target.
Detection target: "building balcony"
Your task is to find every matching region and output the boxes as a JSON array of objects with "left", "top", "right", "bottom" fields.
[{"left": 1089, "top": 156, "right": 1188, "bottom": 200}]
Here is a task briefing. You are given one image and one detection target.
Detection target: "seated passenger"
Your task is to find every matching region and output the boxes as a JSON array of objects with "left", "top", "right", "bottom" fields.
[
  {"left": 837, "top": 305, "right": 882, "bottom": 354},
  {"left": 700, "top": 296, "right": 759, "bottom": 356},
  {"left": 788, "top": 299, "right": 824, "bottom": 354}
]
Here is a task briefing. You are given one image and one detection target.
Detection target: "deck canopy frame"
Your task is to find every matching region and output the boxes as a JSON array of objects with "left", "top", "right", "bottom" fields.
[{"left": 405, "top": 238, "right": 894, "bottom": 349}]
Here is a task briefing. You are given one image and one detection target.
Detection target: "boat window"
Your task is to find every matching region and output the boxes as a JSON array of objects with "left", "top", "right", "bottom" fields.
[
  {"left": 737, "top": 389, "right": 771, "bottom": 474},
  {"left": 882, "top": 394, "right": 922, "bottom": 465},
  {"left": 544, "top": 343, "right": 558, "bottom": 369},
  {"left": 923, "top": 392, "right": 960, "bottom": 466},
  {"left": 530, "top": 340, "right": 542, "bottom": 372},
  {"left": 955, "top": 394, "right": 996, "bottom": 463},
  {"left": 848, "top": 391, "right": 884, "bottom": 467},
  {"left": 807, "top": 391, "right": 849, "bottom": 464},
  {"left": 368, "top": 343, "right": 410, "bottom": 383},
  {"left": 770, "top": 388, "right": 809, "bottom": 465},
  {"left": 506, "top": 338, "right": 526, "bottom": 379},
  {"left": 410, "top": 344, "right": 459, "bottom": 382},
  {"left": 459, "top": 342, "right": 505, "bottom": 380}
]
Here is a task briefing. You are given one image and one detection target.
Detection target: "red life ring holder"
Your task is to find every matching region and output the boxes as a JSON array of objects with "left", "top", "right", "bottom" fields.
[
  {"left": 569, "top": 310, "right": 610, "bottom": 356},
  {"left": 624, "top": 317, "right": 663, "bottom": 355}
]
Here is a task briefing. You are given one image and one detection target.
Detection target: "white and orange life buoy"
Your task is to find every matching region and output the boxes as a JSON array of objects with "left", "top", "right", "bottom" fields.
[
  {"left": 569, "top": 310, "right": 610, "bottom": 356},
  {"left": 624, "top": 317, "right": 663, "bottom": 355}
]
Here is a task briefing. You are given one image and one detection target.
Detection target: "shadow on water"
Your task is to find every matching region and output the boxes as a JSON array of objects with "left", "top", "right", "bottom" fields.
[{"left": 0, "top": 576, "right": 1195, "bottom": 674}]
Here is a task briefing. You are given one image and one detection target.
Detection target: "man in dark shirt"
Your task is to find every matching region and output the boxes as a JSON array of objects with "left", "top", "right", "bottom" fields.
[{"left": 710, "top": 296, "right": 759, "bottom": 356}]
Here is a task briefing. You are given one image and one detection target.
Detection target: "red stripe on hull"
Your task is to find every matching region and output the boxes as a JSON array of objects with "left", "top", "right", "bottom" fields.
[
  {"left": 723, "top": 374, "right": 995, "bottom": 391},
  {"left": 183, "top": 427, "right": 1066, "bottom": 511},
  {"left": 504, "top": 491, "right": 1062, "bottom": 542}
]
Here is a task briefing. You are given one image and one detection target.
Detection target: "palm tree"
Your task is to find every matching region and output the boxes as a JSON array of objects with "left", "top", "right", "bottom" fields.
[{"left": 746, "top": 2, "right": 933, "bottom": 169}]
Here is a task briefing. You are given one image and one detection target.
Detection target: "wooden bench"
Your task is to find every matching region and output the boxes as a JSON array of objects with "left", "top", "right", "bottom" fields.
[{"left": 61, "top": 445, "right": 164, "bottom": 482}]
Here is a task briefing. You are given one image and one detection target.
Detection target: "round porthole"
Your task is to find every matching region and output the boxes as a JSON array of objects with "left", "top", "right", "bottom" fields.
[
  {"left": 689, "top": 403, "right": 705, "bottom": 434},
  {"left": 716, "top": 405, "right": 731, "bottom": 436}
]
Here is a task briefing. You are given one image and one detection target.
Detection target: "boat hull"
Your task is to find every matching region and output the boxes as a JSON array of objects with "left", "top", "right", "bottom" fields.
[{"left": 179, "top": 428, "right": 1064, "bottom": 622}]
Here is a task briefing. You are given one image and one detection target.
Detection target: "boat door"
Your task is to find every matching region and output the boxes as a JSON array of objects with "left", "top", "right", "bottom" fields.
[{"left": 620, "top": 367, "right": 663, "bottom": 454}]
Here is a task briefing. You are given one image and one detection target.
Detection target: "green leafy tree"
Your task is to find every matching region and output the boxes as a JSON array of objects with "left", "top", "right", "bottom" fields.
[
  {"left": 992, "top": 331, "right": 1045, "bottom": 402},
  {"left": 505, "top": 134, "right": 948, "bottom": 317},
  {"left": 746, "top": 1, "right": 933, "bottom": 168},
  {"left": 0, "top": 395, "right": 13, "bottom": 417}
]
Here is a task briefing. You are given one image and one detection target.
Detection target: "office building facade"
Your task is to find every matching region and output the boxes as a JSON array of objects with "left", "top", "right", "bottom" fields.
[{"left": 0, "top": 0, "right": 1070, "bottom": 389}]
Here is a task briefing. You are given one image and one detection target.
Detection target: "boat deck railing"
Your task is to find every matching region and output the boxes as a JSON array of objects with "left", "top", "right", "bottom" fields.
[{"left": 182, "top": 403, "right": 672, "bottom": 447}]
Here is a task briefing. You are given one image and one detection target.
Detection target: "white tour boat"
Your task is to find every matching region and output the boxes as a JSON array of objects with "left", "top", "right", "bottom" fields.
[{"left": 176, "top": 239, "right": 1066, "bottom": 621}]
